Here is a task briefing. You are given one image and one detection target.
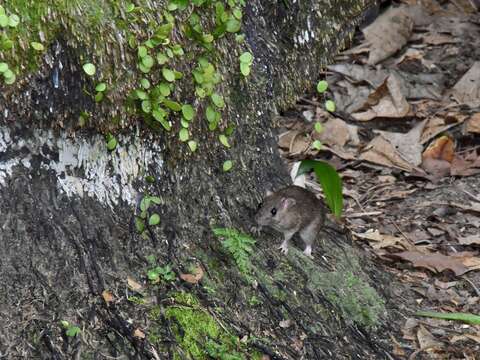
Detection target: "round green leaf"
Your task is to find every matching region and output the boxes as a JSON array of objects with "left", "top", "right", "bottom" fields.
[
  {"left": 180, "top": 119, "right": 189, "bottom": 128},
  {"left": 240, "top": 62, "right": 251, "bottom": 77},
  {"left": 181, "top": 104, "right": 195, "bottom": 120},
  {"left": 157, "top": 52, "right": 168, "bottom": 65},
  {"left": 202, "top": 34, "right": 214, "bottom": 43},
  {"left": 325, "top": 100, "right": 336, "bottom": 112},
  {"left": 223, "top": 160, "right": 233, "bottom": 172},
  {"left": 8, "top": 14, "right": 19, "bottom": 27},
  {"left": 312, "top": 140, "right": 322, "bottom": 150},
  {"left": 137, "top": 46, "right": 147, "bottom": 58},
  {"left": 211, "top": 93, "right": 225, "bottom": 108},
  {"left": 219, "top": 134, "right": 230, "bottom": 148},
  {"left": 66, "top": 326, "right": 81, "bottom": 337},
  {"left": 314, "top": 122, "right": 323, "bottom": 133},
  {"left": 188, "top": 140, "right": 197, "bottom": 152},
  {"left": 226, "top": 18, "right": 241, "bottom": 33},
  {"left": 179, "top": 128, "right": 189, "bottom": 142},
  {"left": 126, "top": 3, "right": 135, "bottom": 12},
  {"left": 141, "top": 55, "right": 154, "bottom": 68},
  {"left": 206, "top": 106, "right": 218, "bottom": 123},
  {"left": 3, "top": 69, "right": 14, "bottom": 79},
  {"left": 233, "top": 8, "right": 242, "bottom": 20},
  {"left": 0, "top": 6, "right": 5, "bottom": 16},
  {"left": 235, "top": 34, "right": 245, "bottom": 43},
  {"left": 107, "top": 137, "right": 117, "bottom": 151},
  {"left": 158, "top": 82, "right": 171, "bottom": 96},
  {"left": 316, "top": 80, "right": 328, "bottom": 93},
  {"left": 30, "top": 42, "right": 44, "bottom": 51},
  {"left": 82, "top": 63, "right": 96, "bottom": 76},
  {"left": 135, "top": 217, "right": 145, "bottom": 233},
  {"left": 95, "top": 82, "right": 107, "bottom": 92},
  {"left": 0, "top": 14, "right": 8, "bottom": 27},
  {"left": 239, "top": 52, "right": 253, "bottom": 64},
  {"left": 135, "top": 89, "right": 148, "bottom": 99},
  {"left": 4, "top": 73, "right": 15, "bottom": 85},
  {"left": 141, "top": 99, "right": 152, "bottom": 113},
  {"left": 162, "top": 68, "right": 175, "bottom": 82},
  {"left": 148, "top": 213, "right": 160, "bottom": 226},
  {"left": 94, "top": 92, "right": 104, "bottom": 102},
  {"left": 0, "top": 62, "right": 8, "bottom": 73},
  {"left": 140, "top": 78, "right": 150, "bottom": 89},
  {"left": 138, "top": 63, "right": 151, "bottom": 73}
]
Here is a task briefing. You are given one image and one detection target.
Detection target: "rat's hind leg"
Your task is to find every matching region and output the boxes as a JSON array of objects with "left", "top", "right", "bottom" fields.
[{"left": 299, "top": 221, "right": 320, "bottom": 258}]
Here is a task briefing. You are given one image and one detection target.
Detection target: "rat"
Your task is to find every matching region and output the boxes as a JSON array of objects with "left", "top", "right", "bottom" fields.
[{"left": 254, "top": 185, "right": 326, "bottom": 258}]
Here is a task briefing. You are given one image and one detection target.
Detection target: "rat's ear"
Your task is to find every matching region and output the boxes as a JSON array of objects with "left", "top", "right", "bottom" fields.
[
  {"left": 279, "top": 197, "right": 296, "bottom": 210},
  {"left": 265, "top": 189, "right": 273, "bottom": 197}
]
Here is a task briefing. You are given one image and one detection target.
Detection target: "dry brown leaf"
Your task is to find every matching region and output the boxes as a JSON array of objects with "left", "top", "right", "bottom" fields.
[
  {"left": 451, "top": 334, "right": 480, "bottom": 344},
  {"left": 417, "top": 325, "right": 443, "bottom": 351},
  {"left": 291, "top": 337, "right": 304, "bottom": 352},
  {"left": 450, "top": 152, "right": 480, "bottom": 177},
  {"left": 465, "top": 113, "right": 480, "bottom": 134},
  {"left": 420, "top": 158, "right": 451, "bottom": 178},
  {"left": 102, "top": 290, "right": 114, "bottom": 303},
  {"left": 421, "top": 114, "right": 466, "bottom": 144},
  {"left": 452, "top": 61, "right": 480, "bottom": 108},
  {"left": 422, "top": 135, "right": 455, "bottom": 162},
  {"left": 127, "top": 276, "right": 143, "bottom": 291},
  {"left": 261, "top": 356, "right": 271, "bottom": 360},
  {"left": 360, "top": 136, "right": 413, "bottom": 171},
  {"left": 133, "top": 328, "right": 145, "bottom": 339},
  {"left": 457, "top": 234, "right": 480, "bottom": 245},
  {"left": 422, "top": 33, "right": 458, "bottom": 45},
  {"left": 352, "top": 74, "right": 410, "bottom": 121},
  {"left": 378, "top": 120, "right": 425, "bottom": 166},
  {"left": 362, "top": 6, "right": 414, "bottom": 65},
  {"left": 313, "top": 118, "right": 359, "bottom": 147},
  {"left": 390, "top": 251, "right": 480, "bottom": 275},
  {"left": 352, "top": 230, "right": 415, "bottom": 250},
  {"left": 180, "top": 266, "right": 204, "bottom": 284}
]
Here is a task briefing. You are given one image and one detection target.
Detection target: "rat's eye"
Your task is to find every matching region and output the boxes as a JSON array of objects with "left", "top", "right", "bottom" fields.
[{"left": 270, "top": 207, "right": 277, "bottom": 216}]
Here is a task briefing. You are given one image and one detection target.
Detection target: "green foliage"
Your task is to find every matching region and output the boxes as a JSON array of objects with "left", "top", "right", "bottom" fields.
[
  {"left": 316, "top": 80, "right": 328, "bottom": 93},
  {"left": 416, "top": 311, "right": 480, "bottom": 325},
  {"left": 105, "top": 133, "right": 117, "bottom": 151},
  {"left": 297, "top": 159, "right": 343, "bottom": 218},
  {"left": 136, "top": 194, "right": 162, "bottom": 234},
  {"left": 325, "top": 99, "right": 336, "bottom": 112},
  {"left": 147, "top": 264, "right": 176, "bottom": 282},
  {"left": 239, "top": 51, "right": 253, "bottom": 76},
  {"left": 82, "top": 62, "right": 96, "bottom": 76},
  {"left": 213, "top": 227, "right": 255, "bottom": 277},
  {"left": 222, "top": 160, "right": 233, "bottom": 172},
  {"left": 60, "top": 320, "right": 81, "bottom": 337}
]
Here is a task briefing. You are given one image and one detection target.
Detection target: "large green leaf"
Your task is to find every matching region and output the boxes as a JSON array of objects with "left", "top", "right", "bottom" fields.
[
  {"left": 416, "top": 311, "right": 480, "bottom": 325},
  {"left": 297, "top": 160, "right": 343, "bottom": 218}
]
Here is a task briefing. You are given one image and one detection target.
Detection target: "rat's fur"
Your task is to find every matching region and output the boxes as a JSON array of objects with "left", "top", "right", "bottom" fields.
[{"left": 255, "top": 185, "right": 325, "bottom": 258}]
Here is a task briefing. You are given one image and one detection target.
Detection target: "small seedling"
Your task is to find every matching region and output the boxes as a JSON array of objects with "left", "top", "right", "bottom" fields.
[{"left": 60, "top": 320, "right": 81, "bottom": 337}]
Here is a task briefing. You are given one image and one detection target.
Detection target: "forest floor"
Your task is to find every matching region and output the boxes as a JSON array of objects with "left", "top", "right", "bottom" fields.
[{"left": 278, "top": 1, "right": 480, "bottom": 358}]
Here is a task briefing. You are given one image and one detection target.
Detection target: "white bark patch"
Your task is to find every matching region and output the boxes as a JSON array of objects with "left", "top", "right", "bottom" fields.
[{"left": 0, "top": 127, "right": 163, "bottom": 207}]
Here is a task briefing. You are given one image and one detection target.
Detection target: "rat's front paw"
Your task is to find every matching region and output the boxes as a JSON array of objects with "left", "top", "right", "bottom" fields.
[
  {"left": 278, "top": 243, "right": 289, "bottom": 255},
  {"left": 250, "top": 225, "right": 262, "bottom": 236}
]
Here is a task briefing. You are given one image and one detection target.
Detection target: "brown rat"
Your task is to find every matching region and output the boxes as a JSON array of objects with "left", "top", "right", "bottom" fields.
[{"left": 254, "top": 185, "right": 326, "bottom": 258}]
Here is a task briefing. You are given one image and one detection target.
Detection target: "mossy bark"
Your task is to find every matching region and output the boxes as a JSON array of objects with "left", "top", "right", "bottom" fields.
[{"left": 0, "top": 1, "right": 395, "bottom": 359}]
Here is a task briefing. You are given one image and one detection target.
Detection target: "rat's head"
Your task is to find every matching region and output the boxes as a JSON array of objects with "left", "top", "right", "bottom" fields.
[{"left": 255, "top": 190, "right": 296, "bottom": 229}]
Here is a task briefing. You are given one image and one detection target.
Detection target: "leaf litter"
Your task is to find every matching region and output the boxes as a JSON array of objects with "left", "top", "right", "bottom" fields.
[{"left": 277, "top": 0, "right": 480, "bottom": 357}]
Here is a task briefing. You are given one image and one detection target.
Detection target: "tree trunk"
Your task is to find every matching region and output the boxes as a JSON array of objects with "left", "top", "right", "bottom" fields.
[{"left": 0, "top": 1, "right": 393, "bottom": 359}]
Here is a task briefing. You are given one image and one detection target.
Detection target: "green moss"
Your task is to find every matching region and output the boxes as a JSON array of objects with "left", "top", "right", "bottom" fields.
[
  {"left": 166, "top": 291, "right": 248, "bottom": 360},
  {"left": 308, "top": 270, "right": 385, "bottom": 328}
]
